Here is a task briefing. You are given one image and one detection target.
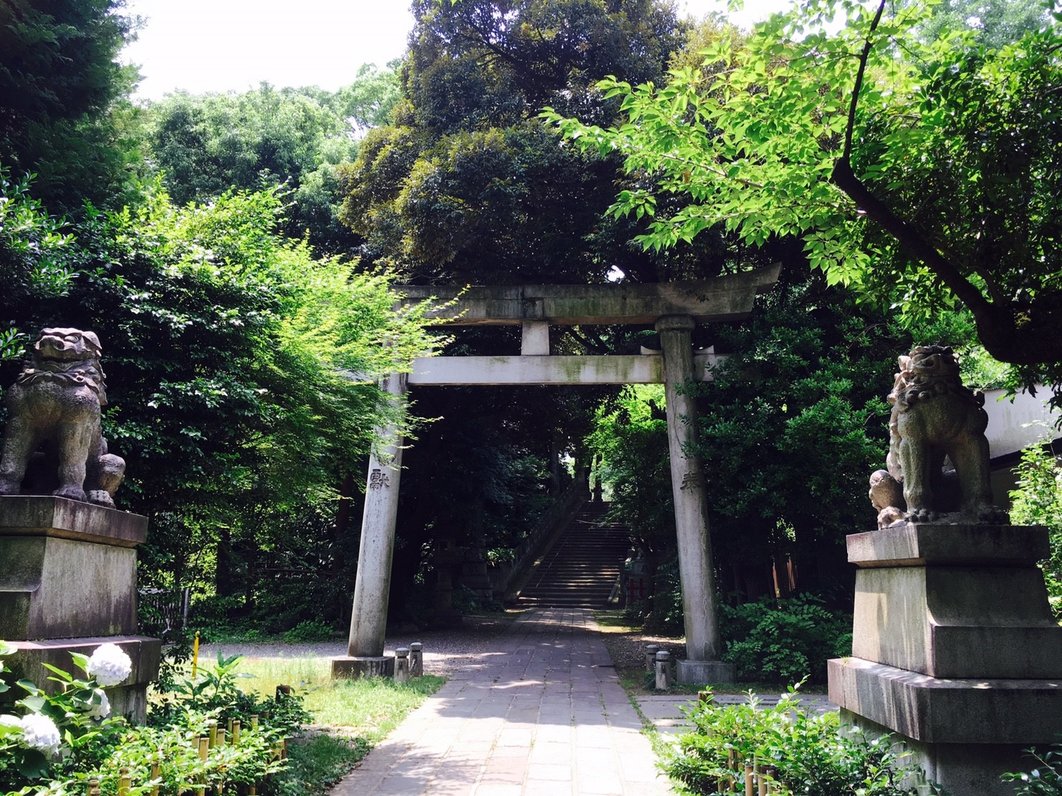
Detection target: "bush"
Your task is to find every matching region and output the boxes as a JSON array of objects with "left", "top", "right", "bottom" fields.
[
  {"left": 666, "top": 688, "right": 942, "bottom": 795},
  {"left": 282, "top": 620, "right": 337, "bottom": 644},
  {"left": 1003, "top": 740, "right": 1062, "bottom": 795},
  {"left": 0, "top": 641, "right": 308, "bottom": 794},
  {"left": 720, "top": 594, "right": 852, "bottom": 684}
]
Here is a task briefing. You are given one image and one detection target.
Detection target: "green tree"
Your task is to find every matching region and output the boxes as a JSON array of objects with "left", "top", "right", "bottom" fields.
[
  {"left": 144, "top": 66, "right": 402, "bottom": 255},
  {"left": 0, "top": 175, "right": 437, "bottom": 619},
  {"left": 0, "top": 0, "right": 141, "bottom": 209},
  {"left": 546, "top": 0, "right": 1062, "bottom": 402},
  {"left": 1009, "top": 443, "right": 1062, "bottom": 617},
  {"left": 337, "top": 0, "right": 699, "bottom": 622}
]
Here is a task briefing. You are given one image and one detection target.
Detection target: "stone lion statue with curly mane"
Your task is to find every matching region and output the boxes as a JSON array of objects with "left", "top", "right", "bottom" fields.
[
  {"left": 0, "top": 328, "right": 125, "bottom": 507},
  {"left": 868, "top": 345, "right": 1007, "bottom": 528}
]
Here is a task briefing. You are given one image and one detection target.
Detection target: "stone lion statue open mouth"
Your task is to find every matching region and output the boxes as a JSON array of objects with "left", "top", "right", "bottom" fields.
[
  {"left": 0, "top": 328, "right": 125, "bottom": 507},
  {"left": 869, "top": 344, "right": 1007, "bottom": 528}
]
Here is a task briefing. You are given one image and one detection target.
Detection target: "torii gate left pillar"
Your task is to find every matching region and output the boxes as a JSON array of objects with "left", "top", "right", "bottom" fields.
[{"left": 333, "top": 372, "right": 407, "bottom": 678}]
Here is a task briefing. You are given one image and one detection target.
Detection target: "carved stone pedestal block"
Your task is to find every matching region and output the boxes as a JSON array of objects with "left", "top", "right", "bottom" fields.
[
  {"left": 331, "top": 655, "right": 395, "bottom": 679},
  {"left": 829, "top": 523, "right": 1062, "bottom": 796},
  {"left": 0, "top": 496, "right": 161, "bottom": 722}
]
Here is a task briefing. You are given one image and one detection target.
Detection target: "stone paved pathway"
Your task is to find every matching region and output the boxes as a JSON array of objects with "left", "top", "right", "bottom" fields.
[{"left": 330, "top": 607, "right": 674, "bottom": 796}]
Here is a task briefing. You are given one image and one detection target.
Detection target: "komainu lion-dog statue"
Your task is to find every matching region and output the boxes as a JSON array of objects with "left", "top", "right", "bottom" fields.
[
  {"left": 869, "top": 345, "right": 1007, "bottom": 528},
  {"left": 0, "top": 328, "right": 125, "bottom": 507}
]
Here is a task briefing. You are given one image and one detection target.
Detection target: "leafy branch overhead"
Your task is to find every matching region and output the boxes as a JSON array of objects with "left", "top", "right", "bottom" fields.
[{"left": 544, "top": 0, "right": 1062, "bottom": 397}]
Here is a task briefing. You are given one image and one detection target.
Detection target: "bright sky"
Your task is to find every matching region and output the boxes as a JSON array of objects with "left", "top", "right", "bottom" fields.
[{"left": 121, "top": 0, "right": 794, "bottom": 101}]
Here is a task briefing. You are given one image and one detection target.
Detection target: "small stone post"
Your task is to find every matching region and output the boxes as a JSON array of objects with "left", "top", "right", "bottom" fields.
[
  {"left": 645, "top": 644, "right": 660, "bottom": 672},
  {"left": 409, "top": 642, "right": 423, "bottom": 677},
  {"left": 656, "top": 315, "right": 734, "bottom": 683},
  {"left": 394, "top": 647, "right": 410, "bottom": 683},
  {"left": 654, "top": 649, "right": 672, "bottom": 690},
  {"left": 334, "top": 372, "right": 407, "bottom": 678}
]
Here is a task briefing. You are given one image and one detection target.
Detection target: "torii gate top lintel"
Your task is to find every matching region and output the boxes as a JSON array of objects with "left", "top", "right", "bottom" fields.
[
  {"left": 400, "top": 264, "right": 780, "bottom": 387},
  {"left": 397, "top": 263, "right": 780, "bottom": 327}
]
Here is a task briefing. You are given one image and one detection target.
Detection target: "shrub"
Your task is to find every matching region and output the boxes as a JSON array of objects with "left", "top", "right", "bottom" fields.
[
  {"left": 720, "top": 594, "right": 852, "bottom": 684},
  {"left": 1, "top": 642, "right": 308, "bottom": 794},
  {"left": 282, "top": 620, "right": 337, "bottom": 644},
  {"left": 666, "top": 688, "right": 942, "bottom": 795},
  {"left": 1003, "top": 741, "right": 1062, "bottom": 795}
]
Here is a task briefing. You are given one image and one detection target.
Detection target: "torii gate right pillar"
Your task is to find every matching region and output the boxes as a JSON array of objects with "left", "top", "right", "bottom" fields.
[{"left": 656, "top": 315, "right": 735, "bottom": 683}]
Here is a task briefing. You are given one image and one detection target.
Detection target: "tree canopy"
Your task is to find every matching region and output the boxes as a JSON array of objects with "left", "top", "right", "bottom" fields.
[
  {"left": 143, "top": 66, "right": 402, "bottom": 256},
  {"left": 546, "top": 0, "right": 1062, "bottom": 401},
  {"left": 0, "top": 0, "right": 141, "bottom": 209}
]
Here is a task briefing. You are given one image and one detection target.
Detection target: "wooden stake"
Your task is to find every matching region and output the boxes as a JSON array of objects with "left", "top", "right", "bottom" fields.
[
  {"left": 150, "top": 753, "right": 162, "bottom": 796},
  {"left": 87, "top": 779, "right": 101, "bottom": 796},
  {"left": 744, "top": 763, "right": 754, "bottom": 796},
  {"left": 232, "top": 719, "right": 241, "bottom": 745},
  {"left": 118, "top": 767, "right": 131, "bottom": 795}
]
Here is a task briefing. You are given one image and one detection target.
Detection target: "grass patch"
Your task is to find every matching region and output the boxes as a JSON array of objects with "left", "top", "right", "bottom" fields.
[
  {"left": 233, "top": 656, "right": 444, "bottom": 738},
  {"left": 271, "top": 734, "right": 370, "bottom": 796},
  {"left": 209, "top": 655, "right": 444, "bottom": 792}
]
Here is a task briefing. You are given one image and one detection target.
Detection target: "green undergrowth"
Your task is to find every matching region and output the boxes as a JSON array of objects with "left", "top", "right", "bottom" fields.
[
  {"left": 190, "top": 655, "right": 444, "bottom": 794},
  {"left": 231, "top": 656, "right": 444, "bottom": 736}
]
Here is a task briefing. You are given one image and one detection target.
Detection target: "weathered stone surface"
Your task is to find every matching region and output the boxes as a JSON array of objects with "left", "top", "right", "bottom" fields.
[
  {"left": 676, "top": 659, "right": 736, "bottom": 685},
  {"left": 346, "top": 373, "right": 405, "bottom": 659},
  {"left": 397, "top": 265, "right": 780, "bottom": 326},
  {"left": 869, "top": 345, "right": 1007, "bottom": 527},
  {"left": 656, "top": 316, "right": 728, "bottom": 679},
  {"left": 847, "top": 523, "right": 1049, "bottom": 567},
  {"left": 408, "top": 352, "right": 726, "bottom": 386},
  {"left": 842, "top": 708, "right": 1042, "bottom": 796},
  {"left": 0, "top": 495, "right": 147, "bottom": 547},
  {"left": 0, "top": 329, "right": 126, "bottom": 507},
  {"left": 847, "top": 524, "right": 1061, "bottom": 679},
  {"left": 0, "top": 498, "right": 149, "bottom": 639},
  {"left": 331, "top": 655, "right": 395, "bottom": 679},
  {"left": 829, "top": 658, "right": 1062, "bottom": 745},
  {"left": 8, "top": 636, "right": 161, "bottom": 723}
]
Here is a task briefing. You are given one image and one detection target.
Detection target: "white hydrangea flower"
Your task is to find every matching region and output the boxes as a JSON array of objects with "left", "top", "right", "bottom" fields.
[
  {"left": 19, "top": 713, "right": 61, "bottom": 754},
  {"left": 86, "top": 688, "right": 111, "bottom": 720},
  {"left": 86, "top": 643, "right": 132, "bottom": 687}
]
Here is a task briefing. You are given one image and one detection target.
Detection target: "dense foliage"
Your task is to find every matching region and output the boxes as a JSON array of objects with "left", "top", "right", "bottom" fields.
[
  {"left": 143, "top": 67, "right": 401, "bottom": 255},
  {"left": 667, "top": 688, "right": 942, "bottom": 795},
  {"left": 1010, "top": 443, "right": 1062, "bottom": 618},
  {"left": 548, "top": 0, "right": 1062, "bottom": 404},
  {"left": 0, "top": 641, "right": 331, "bottom": 795},
  {"left": 0, "top": 0, "right": 142, "bottom": 210},
  {"left": 719, "top": 595, "right": 852, "bottom": 685},
  {"left": 0, "top": 173, "right": 437, "bottom": 622}
]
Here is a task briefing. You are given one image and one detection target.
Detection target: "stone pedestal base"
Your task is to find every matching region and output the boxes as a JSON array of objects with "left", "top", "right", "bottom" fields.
[
  {"left": 0, "top": 497, "right": 160, "bottom": 723},
  {"left": 0, "top": 496, "right": 148, "bottom": 639},
  {"left": 332, "top": 655, "right": 395, "bottom": 679},
  {"left": 676, "top": 659, "right": 736, "bottom": 685},
  {"left": 8, "top": 636, "right": 161, "bottom": 723},
  {"left": 829, "top": 523, "right": 1062, "bottom": 796},
  {"left": 840, "top": 704, "right": 1047, "bottom": 796}
]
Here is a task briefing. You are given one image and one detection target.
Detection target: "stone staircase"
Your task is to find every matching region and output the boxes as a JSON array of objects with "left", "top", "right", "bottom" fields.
[{"left": 517, "top": 503, "right": 631, "bottom": 608}]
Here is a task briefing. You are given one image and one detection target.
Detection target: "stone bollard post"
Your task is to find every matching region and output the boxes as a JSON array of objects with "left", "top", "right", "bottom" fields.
[
  {"left": 410, "top": 642, "right": 423, "bottom": 677},
  {"left": 394, "top": 647, "right": 410, "bottom": 683},
  {"left": 654, "top": 650, "right": 672, "bottom": 690},
  {"left": 645, "top": 644, "right": 660, "bottom": 673}
]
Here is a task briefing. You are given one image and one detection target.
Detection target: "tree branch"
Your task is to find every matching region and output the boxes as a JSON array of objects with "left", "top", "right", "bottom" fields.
[{"left": 833, "top": 0, "right": 992, "bottom": 320}]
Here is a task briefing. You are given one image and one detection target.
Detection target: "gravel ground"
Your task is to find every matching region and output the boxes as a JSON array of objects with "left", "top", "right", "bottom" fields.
[
  {"left": 201, "top": 612, "right": 521, "bottom": 677},
  {"left": 200, "top": 610, "right": 680, "bottom": 680}
]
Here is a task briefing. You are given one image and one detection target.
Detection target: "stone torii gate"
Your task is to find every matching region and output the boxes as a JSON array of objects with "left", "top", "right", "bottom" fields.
[{"left": 332, "top": 265, "right": 779, "bottom": 683}]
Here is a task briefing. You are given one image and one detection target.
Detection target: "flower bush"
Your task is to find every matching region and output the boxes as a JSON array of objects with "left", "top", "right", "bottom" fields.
[{"left": 0, "top": 641, "right": 301, "bottom": 794}]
